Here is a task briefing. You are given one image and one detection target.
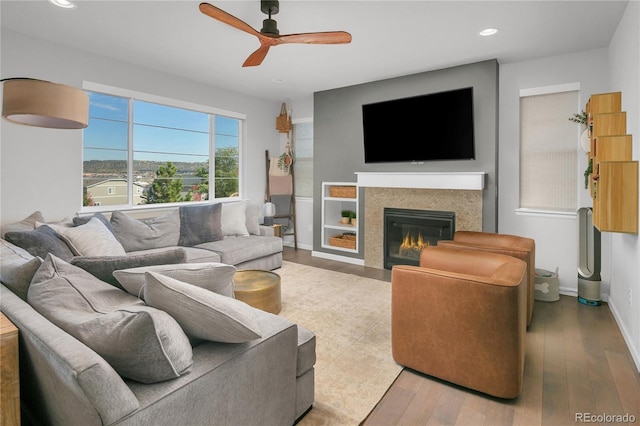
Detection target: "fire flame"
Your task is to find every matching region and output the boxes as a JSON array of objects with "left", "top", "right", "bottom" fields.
[{"left": 400, "top": 231, "right": 430, "bottom": 252}]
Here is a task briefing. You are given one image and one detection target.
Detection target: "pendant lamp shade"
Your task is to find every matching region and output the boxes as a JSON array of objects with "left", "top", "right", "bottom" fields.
[{"left": 2, "top": 79, "right": 89, "bottom": 129}]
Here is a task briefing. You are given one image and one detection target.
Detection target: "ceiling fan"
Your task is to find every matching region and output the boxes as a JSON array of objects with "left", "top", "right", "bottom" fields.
[{"left": 199, "top": 1, "right": 352, "bottom": 67}]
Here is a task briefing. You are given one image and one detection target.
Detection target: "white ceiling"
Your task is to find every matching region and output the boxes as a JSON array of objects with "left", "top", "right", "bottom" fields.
[{"left": 1, "top": 0, "right": 629, "bottom": 102}]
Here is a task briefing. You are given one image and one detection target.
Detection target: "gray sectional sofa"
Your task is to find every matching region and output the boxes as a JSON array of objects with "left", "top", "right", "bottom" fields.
[{"left": 0, "top": 200, "right": 316, "bottom": 425}]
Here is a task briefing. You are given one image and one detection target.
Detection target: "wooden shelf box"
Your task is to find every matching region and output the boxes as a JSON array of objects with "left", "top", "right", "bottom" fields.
[
  {"left": 594, "top": 161, "right": 638, "bottom": 233},
  {"left": 585, "top": 92, "right": 638, "bottom": 234},
  {"left": 586, "top": 91, "right": 621, "bottom": 115}
]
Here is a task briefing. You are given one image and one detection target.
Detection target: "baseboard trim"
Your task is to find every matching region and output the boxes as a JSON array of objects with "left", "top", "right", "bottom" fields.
[
  {"left": 607, "top": 298, "right": 640, "bottom": 373},
  {"left": 310, "top": 250, "right": 365, "bottom": 266}
]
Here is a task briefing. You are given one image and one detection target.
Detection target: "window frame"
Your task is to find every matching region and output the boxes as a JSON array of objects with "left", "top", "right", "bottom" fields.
[
  {"left": 291, "top": 118, "right": 313, "bottom": 199},
  {"left": 81, "top": 81, "right": 246, "bottom": 213},
  {"left": 516, "top": 82, "right": 581, "bottom": 218}
]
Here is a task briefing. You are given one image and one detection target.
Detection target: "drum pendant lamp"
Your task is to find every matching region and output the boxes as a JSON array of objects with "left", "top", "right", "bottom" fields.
[{"left": 2, "top": 78, "right": 89, "bottom": 129}]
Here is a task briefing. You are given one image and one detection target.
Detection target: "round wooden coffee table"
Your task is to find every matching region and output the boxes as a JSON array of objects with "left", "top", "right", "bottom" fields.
[{"left": 233, "top": 270, "right": 282, "bottom": 314}]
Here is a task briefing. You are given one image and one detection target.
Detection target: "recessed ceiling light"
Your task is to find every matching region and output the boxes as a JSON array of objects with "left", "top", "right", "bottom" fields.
[
  {"left": 49, "top": 0, "right": 76, "bottom": 9},
  {"left": 478, "top": 28, "right": 499, "bottom": 37}
]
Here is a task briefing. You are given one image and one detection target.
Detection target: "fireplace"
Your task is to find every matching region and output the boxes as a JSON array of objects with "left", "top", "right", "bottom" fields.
[{"left": 383, "top": 208, "right": 455, "bottom": 269}]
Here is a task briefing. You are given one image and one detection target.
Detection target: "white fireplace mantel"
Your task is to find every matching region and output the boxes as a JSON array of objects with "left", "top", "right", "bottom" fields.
[{"left": 355, "top": 172, "right": 485, "bottom": 190}]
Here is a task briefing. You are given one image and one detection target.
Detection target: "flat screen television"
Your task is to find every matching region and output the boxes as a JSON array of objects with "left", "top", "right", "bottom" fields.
[{"left": 362, "top": 86, "right": 475, "bottom": 163}]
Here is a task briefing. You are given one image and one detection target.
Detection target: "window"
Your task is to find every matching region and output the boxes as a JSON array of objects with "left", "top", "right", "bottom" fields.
[
  {"left": 82, "top": 83, "right": 243, "bottom": 209},
  {"left": 292, "top": 120, "right": 313, "bottom": 198},
  {"left": 519, "top": 85, "right": 579, "bottom": 213}
]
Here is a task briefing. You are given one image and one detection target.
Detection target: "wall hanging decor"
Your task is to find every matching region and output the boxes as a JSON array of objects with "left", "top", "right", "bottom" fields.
[{"left": 276, "top": 102, "right": 291, "bottom": 133}]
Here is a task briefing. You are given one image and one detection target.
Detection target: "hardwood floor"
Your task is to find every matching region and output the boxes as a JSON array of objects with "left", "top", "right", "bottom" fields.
[{"left": 282, "top": 247, "right": 640, "bottom": 426}]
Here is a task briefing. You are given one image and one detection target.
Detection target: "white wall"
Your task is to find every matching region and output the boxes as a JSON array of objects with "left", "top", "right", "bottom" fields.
[
  {"left": 499, "top": 48, "right": 610, "bottom": 295},
  {"left": 499, "top": 1, "right": 640, "bottom": 372},
  {"left": 1, "top": 31, "right": 281, "bottom": 224},
  {"left": 607, "top": 0, "right": 640, "bottom": 371}
]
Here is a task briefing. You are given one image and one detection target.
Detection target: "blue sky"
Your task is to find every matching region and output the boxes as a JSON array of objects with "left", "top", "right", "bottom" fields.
[{"left": 84, "top": 92, "right": 238, "bottom": 163}]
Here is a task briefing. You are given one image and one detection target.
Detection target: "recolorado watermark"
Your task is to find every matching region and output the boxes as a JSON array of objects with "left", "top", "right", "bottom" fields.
[{"left": 576, "top": 412, "right": 636, "bottom": 423}]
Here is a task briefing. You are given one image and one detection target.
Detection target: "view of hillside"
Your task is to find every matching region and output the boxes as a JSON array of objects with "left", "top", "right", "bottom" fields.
[{"left": 83, "top": 160, "right": 207, "bottom": 179}]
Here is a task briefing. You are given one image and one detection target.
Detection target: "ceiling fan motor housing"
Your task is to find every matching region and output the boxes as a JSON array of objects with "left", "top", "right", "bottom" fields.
[
  {"left": 261, "top": 0, "right": 279, "bottom": 15},
  {"left": 261, "top": 18, "right": 279, "bottom": 35}
]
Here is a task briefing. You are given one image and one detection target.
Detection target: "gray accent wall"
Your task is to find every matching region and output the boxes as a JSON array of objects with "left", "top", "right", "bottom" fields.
[{"left": 313, "top": 59, "right": 499, "bottom": 259}]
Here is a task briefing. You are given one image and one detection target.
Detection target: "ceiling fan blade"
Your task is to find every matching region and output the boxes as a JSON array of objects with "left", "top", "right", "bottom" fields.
[
  {"left": 199, "top": 2, "right": 260, "bottom": 38},
  {"left": 277, "top": 31, "right": 352, "bottom": 45},
  {"left": 243, "top": 44, "right": 271, "bottom": 67}
]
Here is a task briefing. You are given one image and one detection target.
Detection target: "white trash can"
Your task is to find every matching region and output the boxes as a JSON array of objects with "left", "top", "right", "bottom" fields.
[{"left": 534, "top": 268, "right": 560, "bottom": 302}]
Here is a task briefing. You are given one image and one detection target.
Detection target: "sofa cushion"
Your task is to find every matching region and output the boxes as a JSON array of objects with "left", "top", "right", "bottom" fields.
[
  {"left": 296, "top": 325, "right": 317, "bottom": 377},
  {"left": 110, "top": 210, "right": 180, "bottom": 252},
  {"left": 126, "top": 246, "right": 222, "bottom": 263},
  {"left": 222, "top": 201, "right": 249, "bottom": 237},
  {"left": 113, "top": 262, "right": 236, "bottom": 299},
  {"left": 0, "top": 211, "right": 45, "bottom": 238},
  {"left": 245, "top": 202, "right": 261, "bottom": 235},
  {"left": 195, "top": 235, "right": 282, "bottom": 266},
  {"left": 179, "top": 203, "right": 223, "bottom": 246},
  {"left": 143, "top": 272, "right": 262, "bottom": 343},
  {"left": 5, "top": 225, "right": 75, "bottom": 262},
  {"left": 70, "top": 249, "right": 188, "bottom": 289},
  {"left": 49, "top": 217, "right": 126, "bottom": 256},
  {"left": 0, "top": 239, "right": 43, "bottom": 300},
  {"left": 28, "top": 255, "right": 193, "bottom": 384}
]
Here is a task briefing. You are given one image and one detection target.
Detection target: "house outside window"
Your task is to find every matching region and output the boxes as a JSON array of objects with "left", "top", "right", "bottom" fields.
[{"left": 82, "top": 83, "right": 244, "bottom": 209}]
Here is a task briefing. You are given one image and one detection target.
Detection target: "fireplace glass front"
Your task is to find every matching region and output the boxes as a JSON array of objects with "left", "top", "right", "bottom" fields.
[{"left": 384, "top": 208, "right": 455, "bottom": 269}]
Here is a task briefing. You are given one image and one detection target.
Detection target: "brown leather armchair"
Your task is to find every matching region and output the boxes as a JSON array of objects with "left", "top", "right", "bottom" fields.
[
  {"left": 438, "top": 231, "right": 536, "bottom": 326},
  {"left": 391, "top": 246, "right": 527, "bottom": 399}
]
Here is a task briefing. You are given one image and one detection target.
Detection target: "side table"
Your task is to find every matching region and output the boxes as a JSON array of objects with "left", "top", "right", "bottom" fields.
[
  {"left": 1, "top": 312, "right": 20, "bottom": 426},
  {"left": 233, "top": 270, "right": 282, "bottom": 314}
]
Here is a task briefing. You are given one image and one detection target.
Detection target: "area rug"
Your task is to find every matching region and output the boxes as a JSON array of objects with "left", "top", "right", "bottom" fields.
[{"left": 276, "top": 261, "right": 402, "bottom": 425}]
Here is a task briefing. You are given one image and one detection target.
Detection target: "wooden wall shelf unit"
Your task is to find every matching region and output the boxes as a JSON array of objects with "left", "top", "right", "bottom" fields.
[{"left": 587, "top": 92, "right": 638, "bottom": 234}]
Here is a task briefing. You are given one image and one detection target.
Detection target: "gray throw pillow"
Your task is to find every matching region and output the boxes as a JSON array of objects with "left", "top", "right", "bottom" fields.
[
  {"left": 113, "top": 262, "right": 236, "bottom": 299},
  {"left": 28, "top": 254, "right": 193, "bottom": 384},
  {"left": 144, "top": 272, "right": 262, "bottom": 343},
  {"left": 70, "top": 248, "right": 188, "bottom": 289},
  {"left": 110, "top": 210, "right": 180, "bottom": 252},
  {"left": 221, "top": 201, "right": 249, "bottom": 236},
  {"left": 49, "top": 217, "right": 126, "bottom": 257},
  {"left": 73, "top": 213, "right": 115, "bottom": 235},
  {"left": 0, "top": 239, "right": 43, "bottom": 301},
  {"left": 178, "top": 203, "right": 223, "bottom": 246},
  {"left": 0, "top": 211, "right": 45, "bottom": 239},
  {"left": 5, "top": 225, "right": 75, "bottom": 262}
]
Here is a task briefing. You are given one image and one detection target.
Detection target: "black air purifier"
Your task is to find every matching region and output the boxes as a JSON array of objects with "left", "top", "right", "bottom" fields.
[{"left": 577, "top": 207, "right": 601, "bottom": 306}]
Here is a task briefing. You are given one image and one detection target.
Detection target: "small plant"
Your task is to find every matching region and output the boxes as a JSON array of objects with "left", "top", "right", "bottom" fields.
[
  {"left": 340, "top": 209, "right": 353, "bottom": 224},
  {"left": 569, "top": 110, "right": 587, "bottom": 126},
  {"left": 349, "top": 211, "right": 356, "bottom": 219},
  {"left": 584, "top": 158, "right": 593, "bottom": 189}
]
